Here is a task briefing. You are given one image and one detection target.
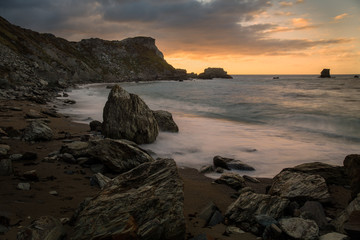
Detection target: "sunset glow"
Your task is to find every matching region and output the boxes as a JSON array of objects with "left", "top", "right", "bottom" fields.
[{"left": 1, "top": 0, "right": 359, "bottom": 74}]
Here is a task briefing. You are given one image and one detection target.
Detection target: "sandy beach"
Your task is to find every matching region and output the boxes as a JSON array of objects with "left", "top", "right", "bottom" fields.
[{"left": 0, "top": 99, "right": 276, "bottom": 239}]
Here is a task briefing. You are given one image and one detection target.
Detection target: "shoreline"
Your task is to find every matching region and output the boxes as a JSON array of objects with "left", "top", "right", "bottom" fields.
[{"left": 0, "top": 98, "right": 268, "bottom": 239}]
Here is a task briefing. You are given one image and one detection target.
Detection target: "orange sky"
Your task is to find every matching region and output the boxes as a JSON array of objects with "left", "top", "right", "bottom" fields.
[{"left": 1, "top": 0, "right": 359, "bottom": 74}]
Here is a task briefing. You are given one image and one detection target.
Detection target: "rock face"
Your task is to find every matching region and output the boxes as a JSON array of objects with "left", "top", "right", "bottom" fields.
[
  {"left": 343, "top": 154, "right": 360, "bottom": 198},
  {"left": 213, "top": 156, "right": 255, "bottom": 171},
  {"left": 71, "top": 158, "right": 185, "bottom": 240},
  {"left": 102, "top": 85, "right": 159, "bottom": 144},
  {"left": 152, "top": 110, "right": 179, "bottom": 132},
  {"left": 332, "top": 193, "right": 360, "bottom": 233},
  {"left": 17, "top": 216, "right": 64, "bottom": 240},
  {"left": 320, "top": 69, "right": 331, "bottom": 78},
  {"left": 198, "top": 68, "right": 232, "bottom": 79},
  {"left": 23, "top": 120, "right": 53, "bottom": 141},
  {"left": 269, "top": 170, "right": 330, "bottom": 202},
  {"left": 225, "top": 189, "right": 290, "bottom": 230},
  {"left": 61, "top": 139, "right": 155, "bottom": 173},
  {"left": 279, "top": 217, "right": 319, "bottom": 240}
]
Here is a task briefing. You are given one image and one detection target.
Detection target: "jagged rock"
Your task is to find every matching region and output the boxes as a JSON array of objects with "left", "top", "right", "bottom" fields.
[
  {"left": 343, "top": 154, "right": 360, "bottom": 198},
  {"left": 243, "top": 175, "right": 260, "bottom": 183},
  {"left": 152, "top": 110, "right": 179, "bottom": 132},
  {"left": 63, "top": 99, "right": 76, "bottom": 104},
  {"left": 300, "top": 201, "right": 328, "bottom": 229},
  {"left": 198, "top": 67, "right": 232, "bottom": 79},
  {"left": 215, "top": 172, "right": 246, "bottom": 190},
  {"left": 17, "top": 182, "right": 31, "bottom": 190},
  {"left": 332, "top": 193, "right": 360, "bottom": 233},
  {"left": 320, "top": 69, "right": 331, "bottom": 78},
  {"left": 71, "top": 158, "right": 185, "bottom": 240},
  {"left": 89, "top": 120, "right": 102, "bottom": 132},
  {"left": 282, "top": 162, "right": 348, "bottom": 185},
  {"left": 0, "top": 159, "right": 12, "bottom": 176},
  {"left": 41, "top": 109, "right": 60, "bottom": 118},
  {"left": 90, "top": 173, "right": 111, "bottom": 189},
  {"left": 9, "top": 153, "right": 23, "bottom": 161},
  {"left": 17, "top": 216, "right": 64, "bottom": 240},
  {"left": 213, "top": 155, "right": 255, "bottom": 171},
  {"left": 319, "top": 232, "right": 350, "bottom": 240},
  {"left": 23, "top": 120, "right": 53, "bottom": 141},
  {"left": 279, "top": 217, "right": 319, "bottom": 240},
  {"left": 269, "top": 170, "right": 330, "bottom": 202},
  {"left": 25, "top": 109, "right": 44, "bottom": 119},
  {"left": 0, "top": 144, "right": 10, "bottom": 157},
  {"left": 225, "top": 190, "right": 290, "bottom": 230},
  {"left": 102, "top": 85, "right": 159, "bottom": 144},
  {"left": 198, "top": 202, "right": 223, "bottom": 227},
  {"left": 86, "top": 138, "right": 155, "bottom": 173}
]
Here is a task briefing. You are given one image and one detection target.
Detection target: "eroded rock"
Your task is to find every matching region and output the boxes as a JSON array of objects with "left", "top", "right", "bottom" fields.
[
  {"left": 215, "top": 172, "right": 246, "bottom": 190},
  {"left": 23, "top": 120, "right": 53, "bottom": 141},
  {"left": 279, "top": 217, "right": 319, "bottom": 240},
  {"left": 17, "top": 216, "right": 64, "bottom": 240},
  {"left": 152, "top": 110, "right": 179, "bottom": 132}
]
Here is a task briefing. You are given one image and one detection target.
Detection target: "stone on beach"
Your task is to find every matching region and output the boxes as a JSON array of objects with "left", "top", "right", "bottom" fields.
[
  {"left": 71, "top": 158, "right": 185, "bottom": 240},
  {"left": 332, "top": 193, "right": 360, "bottom": 234},
  {"left": 17, "top": 216, "right": 65, "bottom": 240},
  {"left": 215, "top": 172, "right": 246, "bottom": 190},
  {"left": 89, "top": 120, "right": 102, "bottom": 132},
  {"left": 279, "top": 217, "right": 319, "bottom": 240},
  {"left": 0, "top": 159, "right": 12, "bottom": 176},
  {"left": 102, "top": 85, "right": 159, "bottom": 144},
  {"left": 343, "top": 154, "right": 360, "bottom": 198},
  {"left": 213, "top": 155, "right": 255, "bottom": 171},
  {"left": 152, "top": 110, "right": 179, "bottom": 132},
  {"left": 23, "top": 120, "right": 53, "bottom": 141},
  {"left": 0, "top": 144, "right": 10, "bottom": 157},
  {"left": 269, "top": 170, "right": 330, "bottom": 202}
]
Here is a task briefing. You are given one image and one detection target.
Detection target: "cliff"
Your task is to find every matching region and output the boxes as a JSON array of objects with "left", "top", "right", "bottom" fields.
[{"left": 0, "top": 16, "right": 185, "bottom": 91}]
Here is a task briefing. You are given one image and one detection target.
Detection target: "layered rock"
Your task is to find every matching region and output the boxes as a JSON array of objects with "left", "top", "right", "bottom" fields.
[
  {"left": 198, "top": 68, "right": 232, "bottom": 79},
  {"left": 279, "top": 217, "right": 319, "bottom": 240},
  {"left": 332, "top": 193, "right": 360, "bottom": 234},
  {"left": 152, "top": 110, "right": 179, "bottom": 132},
  {"left": 71, "top": 158, "right": 185, "bottom": 240},
  {"left": 269, "top": 170, "right": 330, "bottom": 202},
  {"left": 17, "top": 216, "right": 65, "bottom": 240},
  {"left": 102, "top": 85, "right": 159, "bottom": 144},
  {"left": 61, "top": 139, "right": 155, "bottom": 173},
  {"left": 215, "top": 172, "right": 246, "bottom": 190}
]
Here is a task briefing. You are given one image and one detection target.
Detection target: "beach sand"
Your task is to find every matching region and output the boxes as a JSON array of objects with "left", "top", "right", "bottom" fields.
[{"left": 0, "top": 99, "right": 271, "bottom": 239}]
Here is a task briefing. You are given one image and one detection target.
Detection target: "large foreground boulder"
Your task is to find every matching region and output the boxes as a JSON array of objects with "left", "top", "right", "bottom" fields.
[
  {"left": 102, "top": 85, "right": 158, "bottom": 144},
  {"left": 152, "top": 110, "right": 179, "bottom": 132},
  {"left": 71, "top": 158, "right": 185, "bottom": 240},
  {"left": 269, "top": 170, "right": 330, "bottom": 202},
  {"left": 61, "top": 139, "right": 154, "bottom": 173}
]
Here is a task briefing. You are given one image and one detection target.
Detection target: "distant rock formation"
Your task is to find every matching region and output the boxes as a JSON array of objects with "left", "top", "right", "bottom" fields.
[
  {"left": 198, "top": 68, "right": 232, "bottom": 79},
  {"left": 320, "top": 69, "right": 331, "bottom": 78},
  {"left": 0, "top": 16, "right": 187, "bottom": 92}
]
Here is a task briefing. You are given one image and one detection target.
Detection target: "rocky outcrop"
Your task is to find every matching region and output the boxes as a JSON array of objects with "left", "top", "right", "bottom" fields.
[
  {"left": 213, "top": 156, "right": 255, "bottom": 171},
  {"left": 71, "top": 158, "right": 185, "bottom": 240},
  {"left": 343, "top": 154, "right": 360, "bottom": 198},
  {"left": 152, "top": 110, "right": 179, "bottom": 132},
  {"left": 102, "top": 85, "right": 159, "bottom": 144},
  {"left": 269, "top": 170, "right": 330, "bottom": 202},
  {"left": 61, "top": 138, "right": 155, "bottom": 173},
  {"left": 198, "top": 68, "right": 232, "bottom": 79},
  {"left": 23, "top": 120, "right": 53, "bottom": 142},
  {"left": 0, "top": 16, "right": 186, "bottom": 97},
  {"left": 320, "top": 69, "right": 331, "bottom": 78}
]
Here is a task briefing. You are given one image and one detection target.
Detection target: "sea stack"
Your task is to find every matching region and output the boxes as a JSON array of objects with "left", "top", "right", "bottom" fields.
[
  {"left": 102, "top": 85, "right": 159, "bottom": 144},
  {"left": 320, "top": 69, "right": 331, "bottom": 78},
  {"left": 198, "top": 67, "right": 232, "bottom": 79}
]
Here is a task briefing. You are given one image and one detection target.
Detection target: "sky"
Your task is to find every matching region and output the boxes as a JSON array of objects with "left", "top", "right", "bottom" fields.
[{"left": 0, "top": 0, "right": 359, "bottom": 74}]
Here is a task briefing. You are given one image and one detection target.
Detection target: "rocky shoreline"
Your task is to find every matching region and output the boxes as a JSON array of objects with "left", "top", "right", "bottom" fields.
[{"left": 0, "top": 85, "right": 359, "bottom": 240}]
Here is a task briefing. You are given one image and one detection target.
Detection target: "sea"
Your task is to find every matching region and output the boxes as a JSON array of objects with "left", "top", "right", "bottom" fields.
[{"left": 56, "top": 75, "right": 360, "bottom": 178}]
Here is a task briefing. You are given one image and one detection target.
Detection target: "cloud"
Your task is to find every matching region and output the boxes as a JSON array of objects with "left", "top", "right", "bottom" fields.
[
  {"left": 0, "top": 0, "right": 352, "bottom": 58},
  {"left": 333, "top": 13, "right": 349, "bottom": 21},
  {"left": 279, "top": 1, "right": 293, "bottom": 7}
]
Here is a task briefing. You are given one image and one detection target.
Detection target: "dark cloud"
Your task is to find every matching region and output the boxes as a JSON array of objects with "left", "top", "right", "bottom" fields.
[{"left": 0, "top": 0, "right": 350, "bottom": 56}]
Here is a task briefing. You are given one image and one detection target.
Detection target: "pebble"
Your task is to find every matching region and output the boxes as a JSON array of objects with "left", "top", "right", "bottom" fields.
[
  {"left": 17, "top": 182, "right": 31, "bottom": 190},
  {"left": 49, "top": 190, "right": 58, "bottom": 196}
]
